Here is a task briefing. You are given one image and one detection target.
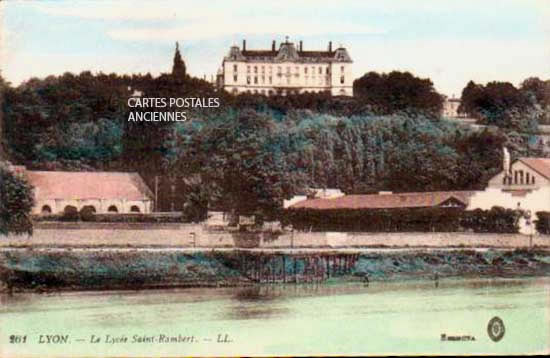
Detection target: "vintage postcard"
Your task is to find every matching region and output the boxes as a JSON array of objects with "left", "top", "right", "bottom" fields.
[{"left": 0, "top": 0, "right": 549, "bottom": 356}]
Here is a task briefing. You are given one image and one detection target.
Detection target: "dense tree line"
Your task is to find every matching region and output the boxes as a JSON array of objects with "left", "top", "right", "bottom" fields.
[
  {"left": 1, "top": 59, "right": 547, "bottom": 219},
  {"left": 166, "top": 109, "right": 509, "bottom": 220}
]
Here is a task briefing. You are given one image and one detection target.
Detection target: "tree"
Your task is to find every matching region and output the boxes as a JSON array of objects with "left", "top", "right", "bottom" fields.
[
  {"left": 0, "top": 163, "right": 34, "bottom": 236},
  {"left": 458, "top": 80, "right": 533, "bottom": 126},
  {"left": 0, "top": 74, "right": 8, "bottom": 160},
  {"left": 353, "top": 71, "right": 444, "bottom": 117},
  {"left": 172, "top": 42, "right": 186, "bottom": 78},
  {"left": 169, "top": 110, "right": 307, "bottom": 220},
  {"left": 520, "top": 77, "right": 550, "bottom": 107}
]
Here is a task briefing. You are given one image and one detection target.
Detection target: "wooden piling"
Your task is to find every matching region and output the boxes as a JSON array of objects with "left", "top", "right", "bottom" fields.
[
  {"left": 294, "top": 256, "right": 298, "bottom": 284},
  {"left": 282, "top": 256, "right": 286, "bottom": 283}
]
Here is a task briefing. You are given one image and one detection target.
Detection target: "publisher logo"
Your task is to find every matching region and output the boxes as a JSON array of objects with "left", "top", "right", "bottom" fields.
[{"left": 487, "top": 316, "right": 505, "bottom": 342}]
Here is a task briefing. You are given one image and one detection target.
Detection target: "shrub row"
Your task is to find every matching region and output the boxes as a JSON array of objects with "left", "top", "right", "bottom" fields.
[
  {"left": 282, "top": 206, "right": 520, "bottom": 233},
  {"left": 33, "top": 209, "right": 185, "bottom": 223}
]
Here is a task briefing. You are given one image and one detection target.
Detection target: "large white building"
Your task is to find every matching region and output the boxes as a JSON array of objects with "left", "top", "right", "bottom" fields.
[{"left": 218, "top": 38, "right": 353, "bottom": 96}]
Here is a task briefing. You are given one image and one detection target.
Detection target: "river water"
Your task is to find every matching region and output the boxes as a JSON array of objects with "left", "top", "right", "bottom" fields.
[{"left": 0, "top": 277, "right": 548, "bottom": 357}]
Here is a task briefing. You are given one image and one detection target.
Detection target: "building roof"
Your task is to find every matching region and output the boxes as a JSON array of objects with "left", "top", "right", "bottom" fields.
[
  {"left": 225, "top": 42, "right": 352, "bottom": 63},
  {"left": 517, "top": 158, "right": 550, "bottom": 179},
  {"left": 289, "top": 191, "right": 476, "bottom": 210},
  {"left": 25, "top": 171, "right": 154, "bottom": 201}
]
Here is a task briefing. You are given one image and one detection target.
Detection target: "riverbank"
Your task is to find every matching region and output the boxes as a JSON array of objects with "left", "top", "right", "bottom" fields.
[{"left": 1, "top": 248, "right": 549, "bottom": 293}]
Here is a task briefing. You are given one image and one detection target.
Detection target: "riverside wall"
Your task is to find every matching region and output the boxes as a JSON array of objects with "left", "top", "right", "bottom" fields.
[{"left": 0, "top": 222, "right": 549, "bottom": 248}]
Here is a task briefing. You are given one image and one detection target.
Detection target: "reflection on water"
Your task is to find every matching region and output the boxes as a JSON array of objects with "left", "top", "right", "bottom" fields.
[{"left": 0, "top": 277, "right": 549, "bottom": 356}]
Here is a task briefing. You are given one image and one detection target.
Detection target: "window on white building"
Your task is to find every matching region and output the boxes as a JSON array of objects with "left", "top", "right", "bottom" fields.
[
  {"left": 254, "top": 77, "right": 258, "bottom": 84},
  {"left": 318, "top": 67, "right": 322, "bottom": 74},
  {"left": 254, "top": 66, "right": 258, "bottom": 73},
  {"left": 234, "top": 75, "right": 238, "bottom": 82},
  {"left": 247, "top": 76, "right": 251, "bottom": 84},
  {"left": 247, "top": 65, "right": 250, "bottom": 73},
  {"left": 269, "top": 76, "right": 272, "bottom": 84},
  {"left": 234, "top": 64, "right": 238, "bottom": 72},
  {"left": 340, "top": 76, "right": 344, "bottom": 84}
]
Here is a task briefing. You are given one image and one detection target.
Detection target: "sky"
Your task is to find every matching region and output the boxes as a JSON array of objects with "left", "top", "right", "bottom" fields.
[{"left": 1, "top": 0, "right": 549, "bottom": 96}]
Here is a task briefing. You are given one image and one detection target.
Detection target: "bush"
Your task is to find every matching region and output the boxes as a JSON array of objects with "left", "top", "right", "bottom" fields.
[
  {"left": 79, "top": 206, "right": 96, "bottom": 221},
  {"left": 60, "top": 205, "right": 79, "bottom": 222},
  {"left": 535, "top": 211, "right": 550, "bottom": 234},
  {"left": 282, "top": 206, "right": 520, "bottom": 233}
]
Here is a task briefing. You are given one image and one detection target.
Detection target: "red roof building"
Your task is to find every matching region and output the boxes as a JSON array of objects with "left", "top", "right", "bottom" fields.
[
  {"left": 289, "top": 191, "right": 476, "bottom": 210},
  {"left": 23, "top": 170, "right": 154, "bottom": 215}
]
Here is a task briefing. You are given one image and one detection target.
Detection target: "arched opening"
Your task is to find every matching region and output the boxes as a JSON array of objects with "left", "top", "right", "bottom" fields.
[
  {"left": 107, "top": 205, "right": 119, "bottom": 213},
  {"left": 130, "top": 205, "right": 141, "bottom": 213},
  {"left": 41, "top": 205, "right": 52, "bottom": 215}
]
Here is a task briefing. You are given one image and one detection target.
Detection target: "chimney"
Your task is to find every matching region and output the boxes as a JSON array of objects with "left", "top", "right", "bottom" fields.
[
  {"left": 272, "top": 40, "right": 276, "bottom": 52},
  {"left": 328, "top": 41, "right": 332, "bottom": 52},
  {"left": 299, "top": 40, "right": 303, "bottom": 52},
  {"left": 242, "top": 39, "right": 246, "bottom": 51},
  {"left": 503, "top": 147, "right": 511, "bottom": 174}
]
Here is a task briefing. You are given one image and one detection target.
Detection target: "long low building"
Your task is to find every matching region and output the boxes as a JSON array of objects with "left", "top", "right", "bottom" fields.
[
  {"left": 290, "top": 191, "right": 475, "bottom": 210},
  {"left": 17, "top": 169, "right": 154, "bottom": 215},
  {"left": 287, "top": 150, "right": 550, "bottom": 234}
]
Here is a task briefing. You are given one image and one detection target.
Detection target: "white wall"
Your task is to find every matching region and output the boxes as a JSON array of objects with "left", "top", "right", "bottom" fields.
[
  {"left": 223, "top": 60, "right": 352, "bottom": 96},
  {"left": 35, "top": 198, "right": 152, "bottom": 214}
]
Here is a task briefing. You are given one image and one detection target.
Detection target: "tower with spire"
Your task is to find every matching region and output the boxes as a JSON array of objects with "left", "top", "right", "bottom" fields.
[{"left": 172, "top": 42, "right": 186, "bottom": 78}]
